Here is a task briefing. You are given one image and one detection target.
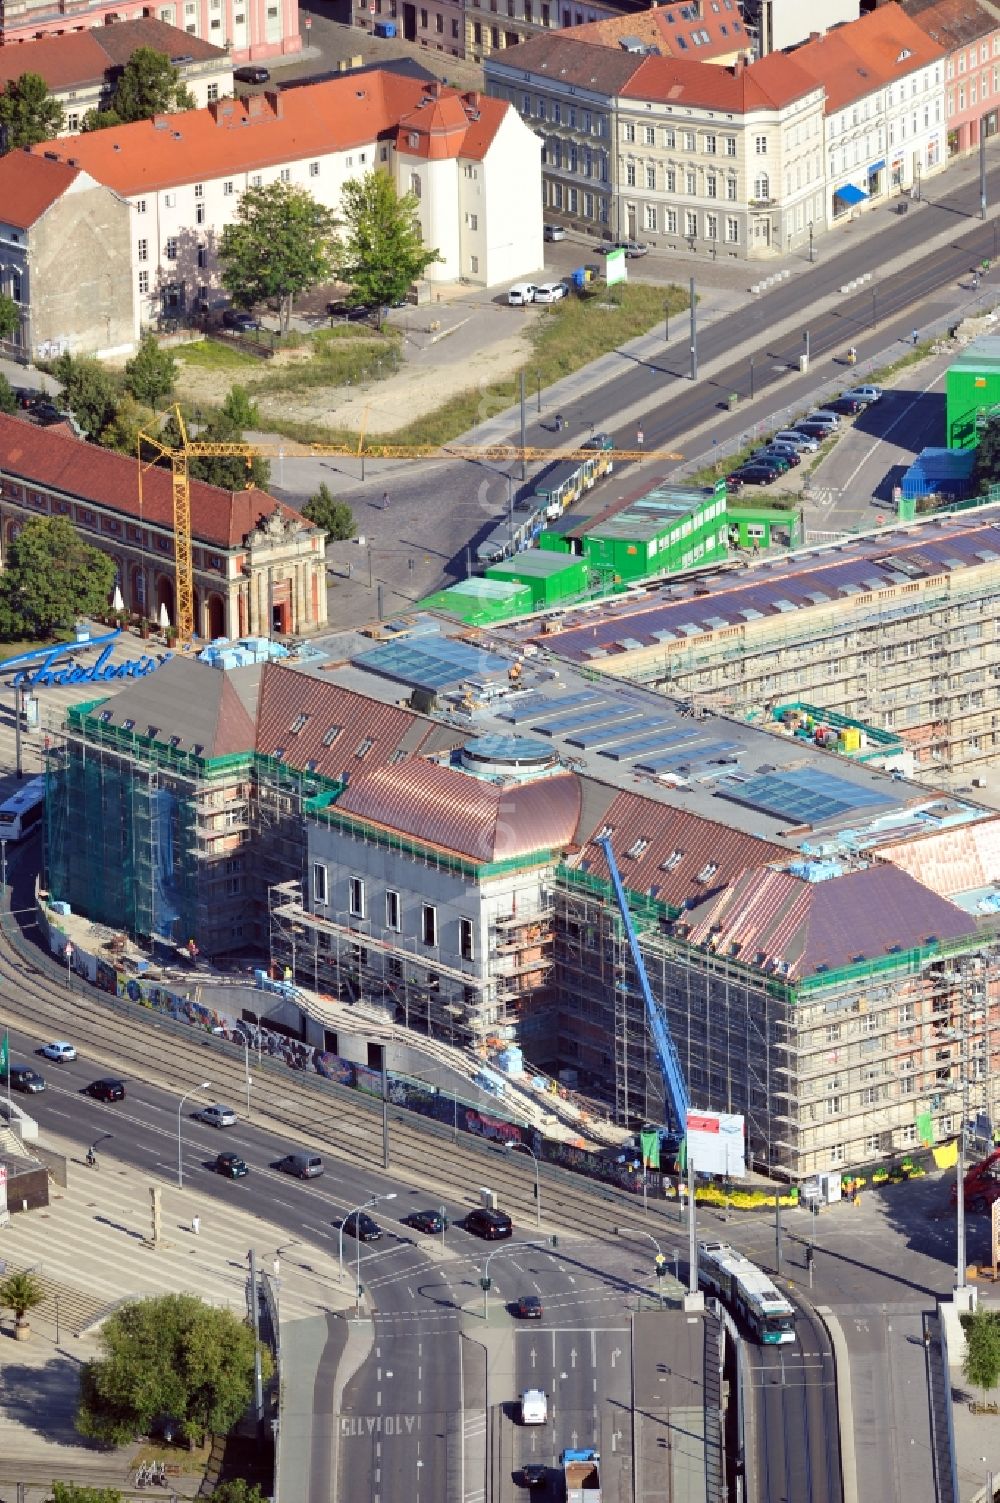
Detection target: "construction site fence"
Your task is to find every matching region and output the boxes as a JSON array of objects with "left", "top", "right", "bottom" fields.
[
  {"left": 555, "top": 865, "right": 994, "bottom": 1001},
  {"left": 22, "top": 888, "right": 657, "bottom": 1201}
]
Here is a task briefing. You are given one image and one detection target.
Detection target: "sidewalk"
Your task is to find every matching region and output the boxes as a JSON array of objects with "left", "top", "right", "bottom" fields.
[{"left": 0, "top": 1128, "right": 353, "bottom": 1499}]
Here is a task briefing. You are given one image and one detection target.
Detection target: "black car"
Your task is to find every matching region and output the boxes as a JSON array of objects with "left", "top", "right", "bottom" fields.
[
  {"left": 404, "top": 1209, "right": 448, "bottom": 1234},
  {"left": 794, "top": 421, "right": 837, "bottom": 441},
  {"left": 724, "top": 473, "right": 744, "bottom": 494},
  {"left": 326, "top": 300, "right": 376, "bottom": 322},
  {"left": 338, "top": 1211, "right": 382, "bottom": 1242},
  {"left": 86, "top": 1077, "right": 126, "bottom": 1102},
  {"left": 234, "top": 65, "right": 270, "bottom": 84},
  {"left": 222, "top": 308, "right": 261, "bottom": 333},
  {"left": 518, "top": 1464, "right": 547, "bottom": 1488},
  {"left": 464, "top": 1208, "right": 513, "bottom": 1240},
  {"left": 1, "top": 1065, "right": 45, "bottom": 1093},
  {"left": 831, "top": 395, "right": 864, "bottom": 415},
  {"left": 516, "top": 1294, "right": 543, "bottom": 1319},
  {"left": 30, "top": 402, "right": 66, "bottom": 425},
  {"left": 215, "top": 1152, "right": 248, "bottom": 1179},
  {"left": 731, "top": 463, "right": 778, "bottom": 486}
]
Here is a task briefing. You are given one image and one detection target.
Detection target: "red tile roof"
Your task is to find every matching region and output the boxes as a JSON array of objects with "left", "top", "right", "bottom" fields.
[
  {"left": 0, "top": 149, "right": 81, "bottom": 229},
  {"left": 31, "top": 72, "right": 510, "bottom": 193},
  {"left": 0, "top": 18, "right": 226, "bottom": 94},
  {"left": 790, "top": 2, "right": 947, "bottom": 113},
  {"left": 685, "top": 863, "right": 974, "bottom": 980},
  {"left": 901, "top": 0, "right": 999, "bottom": 50},
  {"left": 396, "top": 90, "right": 508, "bottom": 160},
  {"left": 620, "top": 49, "right": 819, "bottom": 110},
  {"left": 562, "top": 3, "right": 749, "bottom": 62},
  {"left": 0, "top": 413, "right": 311, "bottom": 550},
  {"left": 255, "top": 663, "right": 464, "bottom": 780},
  {"left": 337, "top": 759, "right": 582, "bottom": 861},
  {"left": 572, "top": 788, "right": 786, "bottom": 911}
]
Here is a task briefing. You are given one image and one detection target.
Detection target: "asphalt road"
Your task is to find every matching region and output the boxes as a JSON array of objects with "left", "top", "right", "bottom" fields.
[{"left": 753, "top": 1303, "right": 841, "bottom": 1503}]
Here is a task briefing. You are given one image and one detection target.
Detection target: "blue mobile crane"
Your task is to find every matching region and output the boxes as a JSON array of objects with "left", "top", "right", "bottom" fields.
[{"left": 596, "top": 833, "right": 690, "bottom": 1134}]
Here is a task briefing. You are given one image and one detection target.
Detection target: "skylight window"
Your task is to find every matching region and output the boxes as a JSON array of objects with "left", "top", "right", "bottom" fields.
[
  {"left": 596, "top": 824, "right": 614, "bottom": 840},
  {"left": 322, "top": 725, "right": 342, "bottom": 746},
  {"left": 290, "top": 713, "right": 310, "bottom": 734},
  {"left": 122, "top": 718, "right": 135, "bottom": 730},
  {"left": 696, "top": 861, "right": 719, "bottom": 882},
  {"left": 660, "top": 849, "right": 684, "bottom": 872},
  {"left": 356, "top": 737, "right": 375, "bottom": 759},
  {"left": 626, "top": 838, "right": 650, "bottom": 858}
]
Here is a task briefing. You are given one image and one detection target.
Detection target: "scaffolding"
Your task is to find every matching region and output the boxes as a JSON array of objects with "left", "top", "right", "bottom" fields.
[{"left": 549, "top": 863, "right": 1000, "bottom": 1178}]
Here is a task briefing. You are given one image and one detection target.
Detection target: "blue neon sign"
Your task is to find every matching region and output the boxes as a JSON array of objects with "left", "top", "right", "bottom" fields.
[{"left": 1, "top": 629, "right": 171, "bottom": 689}]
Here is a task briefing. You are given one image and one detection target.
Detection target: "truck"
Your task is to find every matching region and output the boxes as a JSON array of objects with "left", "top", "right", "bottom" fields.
[
  {"left": 561, "top": 1447, "right": 601, "bottom": 1502},
  {"left": 521, "top": 1388, "right": 547, "bottom": 1425},
  {"left": 951, "top": 1147, "right": 1000, "bottom": 1212}
]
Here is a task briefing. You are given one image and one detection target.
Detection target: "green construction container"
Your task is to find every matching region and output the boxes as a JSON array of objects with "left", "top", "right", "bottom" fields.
[
  {"left": 416, "top": 577, "right": 532, "bottom": 624},
  {"left": 486, "top": 552, "right": 589, "bottom": 607},
  {"left": 580, "top": 481, "right": 728, "bottom": 581},
  {"left": 945, "top": 334, "right": 1000, "bottom": 449}
]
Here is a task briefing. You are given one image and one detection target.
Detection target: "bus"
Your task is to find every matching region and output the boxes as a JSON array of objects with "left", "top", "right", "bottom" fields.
[
  {"left": 532, "top": 434, "right": 615, "bottom": 521},
  {"left": 698, "top": 1240, "right": 796, "bottom": 1344},
  {"left": 0, "top": 775, "right": 46, "bottom": 842}
]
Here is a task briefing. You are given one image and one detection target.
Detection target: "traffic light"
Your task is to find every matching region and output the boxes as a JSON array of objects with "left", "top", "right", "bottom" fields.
[
  {"left": 480, "top": 1277, "right": 491, "bottom": 1291},
  {"left": 655, "top": 1254, "right": 667, "bottom": 1279},
  {"left": 805, "top": 1245, "right": 814, "bottom": 1268}
]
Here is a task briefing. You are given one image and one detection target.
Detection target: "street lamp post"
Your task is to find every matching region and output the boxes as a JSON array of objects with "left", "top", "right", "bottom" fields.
[
  {"left": 339, "top": 1192, "right": 398, "bottom": 1285},
  {"left": 481, "top": 1242, "right": 542, "bottom": 1320},
  {"left": 616, "top": 1225, "right": 667, "bottom": 1307},
  {"left": 500, "top": 1141, "right": 541, "bottom": 1228},
  {"left": 177, "top": 1081, "right": 211, "bottom": 1189},
  {"left": 241, "top": 1038, "right": 252, "bottom": 1121},
  {"left": 536, "top": 369, "right": 542, "bottom": 414},
  {"left": 808, "top": 221, "right": 814, "bottom": 264}
]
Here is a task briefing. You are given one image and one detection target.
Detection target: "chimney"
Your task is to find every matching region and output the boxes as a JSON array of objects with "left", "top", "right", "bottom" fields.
[
  {"left": 464, "top": 89, "right": 482, "bottom": 109},
  {"left": 732, "top": 55, "right": 744, "bottom": 76},
  {"left": 264, "top": 88, "right": 283, "bottom": 117},
  {"left": 427, "top": 80, "right": 442, "bottom": 98}
]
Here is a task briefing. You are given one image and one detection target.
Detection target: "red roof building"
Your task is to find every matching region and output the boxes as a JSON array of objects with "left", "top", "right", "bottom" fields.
[
  {"left": 900, "top": 0, "right": 1000, "bottom": 157},
  {"left": 0, "top": 0, "right": 301, "bottom": 68},
  {"left": 0, "top": 413, "right": 326, "bottom": 640}
]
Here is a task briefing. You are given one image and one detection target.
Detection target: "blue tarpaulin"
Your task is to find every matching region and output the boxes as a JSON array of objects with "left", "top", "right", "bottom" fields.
[
  {"left": 834, "top": 183, "right": 868, "bottom": 205},
  {"left": 900, "top": 446, "right": 975, "bottom": 501}
]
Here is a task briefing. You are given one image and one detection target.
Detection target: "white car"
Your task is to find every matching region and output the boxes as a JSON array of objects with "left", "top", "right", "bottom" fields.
[
  {"left": 532, "top": 281, "right": 567, "bottom": 304},
  {"left": 197, "top": 1103, "right": 237, "bottom": 1128},
  {"left": 41, "top": 1040, "right": 76, "bottom": 1062},
  {"left": 772, "top": 430, "right": 819, "bottom": 452},
  {"left": 507, "top": 283, "right": 538, "bottom": 306}
]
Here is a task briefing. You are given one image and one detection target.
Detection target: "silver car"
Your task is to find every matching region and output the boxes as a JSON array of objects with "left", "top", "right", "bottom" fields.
[
  {"left": 772, "top": 430, "right": 818, "bottom": 452},
  {"left": 197, "top": 1103, "right": 237, "bottom": 1128}
]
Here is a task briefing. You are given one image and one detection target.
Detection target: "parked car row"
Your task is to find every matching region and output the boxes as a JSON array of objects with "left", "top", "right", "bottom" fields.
[
  {"left": 726, "top": 386, "right": 883, "bottom": 490},
  {"left": 508, "top": 281, "right": 570, "bottom": 306}
]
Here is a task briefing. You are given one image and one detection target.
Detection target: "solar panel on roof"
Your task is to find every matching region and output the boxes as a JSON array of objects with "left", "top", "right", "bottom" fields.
[
  {"left": 533, "top": 703, "right": 624, "bottom": 736},
  {"left": 716, "top": 766, "right": 894, "bottom": 826},
  {"left": 567, "top": 712, "right": 662, "bottom": 750},
  {"left": 508, "top": 691, "right": 602, "bottom": 723},
  {"left": 357, "top": 637, "right": 509, "bottom": 692}
]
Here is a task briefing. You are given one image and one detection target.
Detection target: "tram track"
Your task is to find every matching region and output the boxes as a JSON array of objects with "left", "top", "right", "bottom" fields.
[
  {"left": 754, "top": 1300, "right": 842, "bottom": 1503},
  {"left": 0, "top": 894, "right": 667, "bottom": 1245}
]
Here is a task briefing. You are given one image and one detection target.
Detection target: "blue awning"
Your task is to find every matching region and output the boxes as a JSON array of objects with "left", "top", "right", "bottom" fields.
[
  {"left": 834, "top": 183, "right": 868, "bottom": 205},
  {"left": 868, "top": 159, "right": 886, "bottom": 173}
]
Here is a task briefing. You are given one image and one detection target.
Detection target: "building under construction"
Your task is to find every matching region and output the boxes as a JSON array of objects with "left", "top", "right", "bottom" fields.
[
  {"left": 517, "top": 509, "right": 1000, "bottom": 774},
  {"left": 41, "top": 608, "right": 1000, "bottom": 1179}
]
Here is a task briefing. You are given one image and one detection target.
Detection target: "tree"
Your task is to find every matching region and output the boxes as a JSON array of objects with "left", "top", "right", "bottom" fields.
[
  {"left": 973, "top": 416, "right": 1000, "bottom": 494},
  {"left": 303, "top": 483, "right": 356, "bottom": 541},
  {"left": 0, "top": 1269, "right": 44, "bottom": 1337},
  {"left": 99, "top": 393, "right": 154, "bottom": 455},
  {"left": 51, "top": 1486, "right": 124, "bottom": 1503},
  {"left": 336, "top": 170, "right": 440, "bottom": 327},
  {"left": 123, "top": 332, "right": 177, "bottom": 409},
  {"left": 0, "top": 516, "right": 116, "bottom": 639},
  {"left": 221, "top": 384, "right": 260, "bottom": 430},
  {"left": 0, "top": 73, "right": 63, "bottom": 152},
  {"left": 212, "top": 1484, "right": 266, "bottom": 1503},
  {"left": 0, "top": 373, "right": 17, "bottom": 415},
  {"left": 75, "top": 1293, "right": 269, "bottom": 1448},
  {"left": 110, "top": 47, "right": 196, "bottom": 123},
  {"left": 81, "top": 109, "right": 123, "bottom": 133},
  {"left": 219, "top": 182, "right": 338, "bottom": 333},
  {"left": 963, "top": 1308, "right": 1000, "bottom": 1404},
  {"left": 52, "top": 353, "right": 119, "bottom": 439},
  {"left": 158, "top": 410, "right": 270, "bottom": 492},
  {"left": 0, "top": 293, "right": 19, "bottom": 342}
]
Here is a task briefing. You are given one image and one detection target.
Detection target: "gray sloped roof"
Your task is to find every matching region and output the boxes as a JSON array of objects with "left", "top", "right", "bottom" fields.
[{"left": 82, "top": 655, "right": 256, "bottom": 758}]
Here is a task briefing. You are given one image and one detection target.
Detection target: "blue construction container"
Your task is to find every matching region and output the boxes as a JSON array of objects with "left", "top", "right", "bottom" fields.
[{"left": 900, "top": 446, "right": 975, "bottom": 501}]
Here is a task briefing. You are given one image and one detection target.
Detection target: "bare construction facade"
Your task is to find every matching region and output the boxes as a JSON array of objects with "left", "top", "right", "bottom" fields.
[{"left": 523, "top": 510, "right": 1000, "bottom": 774}]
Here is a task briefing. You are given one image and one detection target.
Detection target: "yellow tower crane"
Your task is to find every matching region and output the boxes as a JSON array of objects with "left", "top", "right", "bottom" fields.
[{"left": 138, "top": 409, "right": 683, "bottom": 643}]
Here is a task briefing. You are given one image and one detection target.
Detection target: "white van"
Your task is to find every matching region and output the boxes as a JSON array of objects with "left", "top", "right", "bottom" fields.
[
  {"left": 521, "top": 1389, "right": 548, "bottom": 1425},
  {"left": 508, "top": 283, "right": 538, "bottom": 306}
]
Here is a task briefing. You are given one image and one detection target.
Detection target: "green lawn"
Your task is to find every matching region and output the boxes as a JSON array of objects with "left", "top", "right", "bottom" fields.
[{"left": 175, "top": 339, "right": 257, "bottom": 371}]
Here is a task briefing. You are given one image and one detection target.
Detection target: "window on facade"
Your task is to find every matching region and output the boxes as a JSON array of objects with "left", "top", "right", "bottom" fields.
[
  {"left": 666, "top": 207, "right": 678, "bottom": 233},
  {"left": 643, "top": 124, "right": 654, "bottom": 145},
  {"left": 207, "top": 83, "right": 219, "bottom": 101},
  {"left": 706, "top": 213, "right": 717, "bottom": 240},
  {"left": 251, "top": 174, "right": 262, "bottom": 188},
  {"left": 460, "top": 917, "right": 474, "bottom": 960},
  {"left": 725, "top": 135, "right": 736, "bottom": 156},
  {"left": 726, "top": 176, "right": 737, "bottom": 200},
  {"left": 683, "top": 129, "right": 695, "bottom": 151},
  {"left": 470, "top": 255, "right": 479, "bottom": 273},
  {"left": 753, "top": 173, "right": 769, "bottom": 199},
  {"left": 626, "top": 162, "right": 636, "bottom": 186},
  {"left": 194, "top": 182, "right": 204, "bottom": 198},
  {"left": 755, "top": 134, "right": 768, "bottom": 154},
  {"left": 645, "top": 204, "right": 656, "bottom": 231},
  {"left": 623, "top": 121, "right": 635, "bottom": 142},
  {"left": 686, "top": 169, "right": 696, "bottom": 194},
  {"left": 166, "top": 237, "right": 178, "bottom": 260},
  {"left": 410, "top": 173, "right": 422, "bottom": 198},
  {"left": 348, "top": 876, "right": 365, "bottom": 918},
  {"left": 138, "top": 270, "right": 150, "bottom": 294},
  {"left": 136, "top": 199, "right": 147, "bottom": 214},
  {"left": 645, "top": 165, "right": 655, "bottom": 189},
  {"left": 196, "top": 203, "right": 205, "bottom": 224},
  {"left": 223, "top": 180, "right": 234, "bottom": 195},
  {"left": 704, "top": 131, "right": 716, "bottom": 154},
  {"left": 385, "top": 889, "right": 401, "bottom": 930},
  {"left": 706, "top": 174, "right": 717, "bottom": 198},
  {"left": 421, "top": 903, "right": 437, "bottom": 946},
  {"left": 313, "top": 862, "right": 328, "bottom": 906},
  {"left": 137, "top": 238, "right": 148, "bottom": 262},
  {"left": 197, "top": 245, "right": 208, "bottom": 267},
  {"left": 685, "top": 210, "right": 697, "bottom": 237}
]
